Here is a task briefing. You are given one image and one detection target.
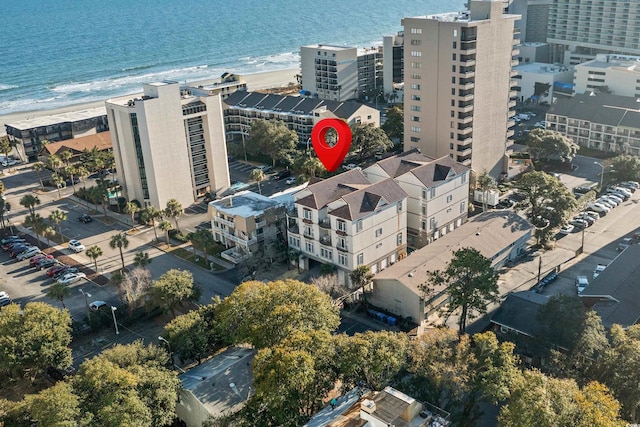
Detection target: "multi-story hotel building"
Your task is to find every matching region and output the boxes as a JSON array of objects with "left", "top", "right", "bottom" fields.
[
  {"left": 288, "top": 169, "right": 408, "bottom": 286},
  {"left": 300, "top": 44, "right": 383, "bottom": 102},
  {"left": 547, "top": 0, "right": 640, "bottom": 65},
  {"left": 223, "top": 91, "right": 379, "bottom": 145},
  {"left": 546, "top": 92, "right": 640, "bottom": 155},
  {"left": 364, "top": 149, "right": 470, "bottom": 249},
  {"left": 382, "top": 32, "right": 404, "bottom": 100},
  {"left": 209, "top": 191, "right": 285, "bottom": 265},
  {"left": 402, "top": 0, "right": 520, "bottom": 177},
  {"left": 573, "top": 54, "right": 640, "bottom": 97},
  {"left": 106, "top": 81, "right": 230, "bottom": 209}
]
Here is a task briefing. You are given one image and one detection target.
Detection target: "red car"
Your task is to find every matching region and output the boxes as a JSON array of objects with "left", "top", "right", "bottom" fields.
[
  {"left": 30, "top": 253, "right": 54, "bottom": 266},
  {"left": 46, "top": 264, "right": 69, "bottom": 277}
]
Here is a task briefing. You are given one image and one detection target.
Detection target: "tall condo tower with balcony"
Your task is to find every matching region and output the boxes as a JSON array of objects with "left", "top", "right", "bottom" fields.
[
  {"left": 402, "top": 0, "right": 520, "bottom": 177},
  {"left": 106, "top": 82, "right": 230, "bottom": 209}
]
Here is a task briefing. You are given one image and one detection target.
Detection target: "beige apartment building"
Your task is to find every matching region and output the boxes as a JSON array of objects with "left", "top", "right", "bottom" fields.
[
  {"left": 208, "top": 191, "right": 285, "bottom": 265},
  {"left": 402, "top": 0, "right": 520, "bottom": 178},
  {"left": 573, "top": 54, "right": 640, "bottom": 97},
  {"left": 106, "top": 82, "right": 230, "bottom": 209},
  {"left": 288, "top": 169, "right": 408, "bottom": 286},
  {"left": 364, "top": 149, "right": 470, "bottom": 249}
]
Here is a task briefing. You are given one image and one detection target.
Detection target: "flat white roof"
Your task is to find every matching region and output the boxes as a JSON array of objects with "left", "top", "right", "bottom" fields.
[
  {"left": 6, "top": 107, "right": 107, "bottom": 130},
  {"left": 210, "top": 190, "right": 281, "bottom": 218},
  {"left": 515, "top": 62, "right": 572, "bottom": 74}
]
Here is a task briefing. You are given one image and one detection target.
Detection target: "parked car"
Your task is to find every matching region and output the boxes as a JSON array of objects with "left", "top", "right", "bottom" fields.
[
  {"left": 53, "top": 267, "right": 79, "bottom": 280},
  {"left": 17, "top": 247, "right": 42, "bottom": 261},
  {"left": 68, "top": 240, "right": 85, "bottom": 253},
  {"left": 30, "top": 253, "right": 54, "bottom": 266},
  {"left": 593, "top": 264, "right": 607, "bottom": 279},
  {"left": 618, "top": 182, "right": 637, "bottom": 192},
  {"left": 569, "top": 219, "right": 589, "bottom": 229},
  {"left": 0, "top": 291, "right": 11, "bottom": 307},
  {"left": 78, "top": 214, "right": 93, "bottom": 223},
  {"left": 622, "top": 181, "right": 639, "bottom": 189},
  {"left": 344, "top": 163, "right": 361, "bottom": 171},
  {"left": 611, "top": 186, "right": 632, "bottom": 198},
  {"left": 47, "top": 264, "right": 69, "bottom": 277},
  {"left": 2, "top": 159, "right": 20, "bottom": 167},
  {"left": 36, "top": 258, "right": 58, "bottom": 270},
  {"left": 10, "top": 244, "right": 32, "bottom": 257},
  {"left": 598, "top": 196, "right": 618, "bottom": 207},
  {"left": 89, "top": 301, "right": 107, "bottom": 311},
  {"left": 1, "top": 236, "right": 22, "bottom": 245},
  {"left": 274, "top": 170, "right": 291, "bottom": 180},
  {"left": 256, "top": 165, "right": 272, "bottom": 173},
  {"left": 559, "top": 224, "right": 575, "bottom": 234},
  {"left": 575, "top": 275, "right": 589, "bottom": 294},
  {"left": 2, "top": 239, "right": 25, "bottom": 251},
  {"left": 57, "top": 272, "right": 87, "bottom": 285},
  {"left": 285, "top": 176, "right": 297, "bottom": 185},
  {"left": 618, "top": 237, "right": 633, "bottom": 251},
  {"left": 586, "top": 203, "right": 610, "bottom": 214},
  {"left": 574, "top": 215, "right": 595, "bottom": 226},
  {"left": 603, "top": 194, "right": 623, "bottom": 204},
  {"left": 497, "top": 198, "right": 516, "bottom": 209},
  {"left": 596, "top": 198, "right": 615, "bottom": 209}
]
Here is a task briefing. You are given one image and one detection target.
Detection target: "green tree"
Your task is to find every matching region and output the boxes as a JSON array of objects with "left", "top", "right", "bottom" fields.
[
  {"left": 73, "top": 341, "right": 180, "bottom": 427},
  {"left": 151, "top": 269, "right": 198, "bottom": 317},
  {"left": 476, "top": 169, "right": 497, "bottom": 212},
  {"left": 526, "top": 128, "right": 579, "bottom": 162},
  {"left": 381, "top": 104, "right": 403, "bottom": 142},
  {"left": 19, "top": 194, "right": 40, "bottom": 215},
  {"left": 24, "top": 213, "right": 46, "bottom": 248},
  {"left": 515, "top": 171, "right": 578, "bottom": 246},
  {"left": 46, "top": 154, "right": 63, "bottom": 174},
  {"left": 47, "top": 282, "right": 71, "bottom": 309},
  {"left": 249, "top": 120, "right": 298, "bottom": 167},
  {"left": 0, "top": 302, "right": 72, "bottom": 381},
  {"left": 119, "top": 268, "right": 153, "bottom": 313},
  {"left": 191, "top": 228, "right": 214, "bottom": 263},
  {"left": 606, "top": 154, "right": 640, "bottom": 185},
  {"left": 350, "top": 122, "right": 394, "bottom": 161},
  {"left": 159, "top": 220, "right": 172, "bottom": 245},
  {"left": 51, "top": 172, "right": 65, "bottom": 199},
  {"left": 163, "top": 306, "right": 215, "bottom": 364},
  {"left": 250, "top": 168, "right": 265, "bottom": 195},
  {"left": 7, "top": 381, "right": 83, "bottom": 427},
  {"left": 48, "top": 209, "right": 67, "bottom": 239},
  {"left": 349, "top": 265, "right": 374, "bottom": 309},
  {"left": 0, "top": 198, "right": 11, "bottom": 229},
  {"left": 301, "top": 155, "right": 323, "bottom": 178},
  {"left": 422, "top": 247, "right": 499, "bottom": 334},
  {"left": 42, "top": 224, "right": 55, "bottom": 246},
  {"left": 125, "top": 201, "right": 140, "bottom": 228},
  {"left": 165, "top": 198, "right": 183, "bottom": 232},
  {"left": 139, "top": 206, "right": 162, "bottom": 242},
  {"left": 214, "top": 279, "right": 340, "bottom": 349},
  {"left": 33, "top": 161, "right": 47, "bottom": 191},
  {"left": 0, "top": 135, "right": 12, "bottom": 165},
  {"left": 86, "top": 245, "right": 103, "bottom": 272},
  {"left": 109, "top": 232, "right": 129, "bottom": 271},
  {"left": 133, "top": 251, "right": 151, "bottom": 268}
]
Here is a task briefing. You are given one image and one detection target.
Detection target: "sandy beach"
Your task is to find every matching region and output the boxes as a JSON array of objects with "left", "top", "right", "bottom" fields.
[{"left": 0, "top": 68, "right": 300, "bottom": 135}]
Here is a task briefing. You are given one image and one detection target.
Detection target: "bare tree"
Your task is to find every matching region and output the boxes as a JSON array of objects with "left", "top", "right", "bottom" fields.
[
  {"left": 310, "top": 274, "right": 349, "bottom": 300},
  {"left": 118, "top": 267, "right": 153, "bottom": 313}
]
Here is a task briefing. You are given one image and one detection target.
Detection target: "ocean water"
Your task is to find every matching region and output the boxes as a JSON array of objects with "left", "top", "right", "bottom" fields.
[{"left": 0, "top": 0, "right": 466, "bottom": 115}]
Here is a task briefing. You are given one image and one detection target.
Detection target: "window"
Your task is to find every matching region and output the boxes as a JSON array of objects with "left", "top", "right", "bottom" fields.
[
  {"left": 461, "top": 173, "right": 467, "bottom": 184},
  {"left": 338, "top": 253, "right": 348, "bottom": 266},
  {"left": 446, "top": 195, "right": 453, "bottom": 203},
  {"left": 453, "top": 41, "right": 457, "bottom": 49},
  {"left": 337, "top": 220, "right": 346, "bottom": 232},
  {"left": 303, "top": 209, "right": 312, "bottom": 220},
  {"left": 452, "top": 65, "right": 456, "bottom": 72},
  {"left": 357, "top": 253, "right": 364, "bottom": 265},
  {"left": 288, "top": 236, "right": 300, "bottom": 247},
  {"left": 422, "top": 188, "right": 427, "bottom": 199},
  {"left": 411, "top": 73, "right": 421, "bottom": 79},
  {"left": 410, "top": 39, "right": 421, "bottom": 45},
  {"left": 422, "top": 206, "right": 426, "bottom": 215},
  {"left": 397, "top": 233, "right": 403, "bottom": 246},
  {"left": 450, "top": 143, "right": 454, "bottom": 150},
  {"left": 460, "top": 201, "right": 466, "bottom": 213},
  {"left": 356, "top": 220, "right": 363, "bottom": 232},
  {"left": 411, "top": 83, "right": 421, "bottom": 90},
  {"left": 411, "top": 28, "right": 422, "bottom": 34},
  {"left": 430, "top": 188, "right": 436, "bottom": 198},
  {"left": 410, "top": 61, "right": 421, "bottom": 68},
  {"left": 452, "top": 53, "right": 457, "bottom": 60},
  {"left": 338, "top": 237, "right": 347, "bottom": 249},
  {"left": 320, "top": 248, "right": 332, "bottom": 260},
  {"left": 411, "top": 126, "right": 421, "bottom": 132},
  {"left": 430, "top": 217, "right": 436, "bottom": 230},
  {"left": 451, "top": 110, "right": 455, "bottom": 117},
  {"left": 397, "top": 201, "right": 403, "bottom": 212},
  {"left": 450, "top": 132, "right": 454, "bottom": 139},
  {"left": 421, "top": 221, "right": 427, "bottom": 231},
  {"left": 305, "top": 241, "right": 314, "bottom": 253},
  {"left": 411, "top": 94, "right": 421, "bottom": 101},
  {"left": 451, "top": 88, "right": 455, "bottom": 95},
  {"left": 412, "top": 116, "right": 420, "bottom": 122},
  {"left": 410, "top": 50, "right": 422, "bottom": 57},
  {"left": 451, "top": 77, "right": 456, "bottom": 84},
  {"left": 375, "top": 228, "right": 383, "bottom": 237},
  {"left": 410, "top": 136, "right": 421, "bottom": 143},
  {"left": 411, "top": 105, "right": 421, "bottom": 112},
  {"left": 304, "top": 226, "right": 313, "bottom": 238}
]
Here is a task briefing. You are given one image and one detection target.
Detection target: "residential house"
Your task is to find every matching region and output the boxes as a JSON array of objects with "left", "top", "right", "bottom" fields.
[
  {"left": 175, "top": 347, "right": 254, "bottom": 427},
  {"left": 289, "top": 169, "right": 408, "bottom": 286},
  {"left": 38, "top": 131, "right": 112, "bottom": 163},
  {"left": 546, "top": 92, "right": 640, "bottom": 155},
  {"left": 364, "top": 149, "right": 470, "bottom": 249},
  {"left": 370, "top": 211, "right": 531, "bottom": 331},
  {"left": 209, "top": 191, "right": 286, "bottom": 264},
  {"left": 580, "top": 244, "right": 640, "bottom": 330},
  {"left": 223, "top": 91, "right": 379, "bottom": 146}
]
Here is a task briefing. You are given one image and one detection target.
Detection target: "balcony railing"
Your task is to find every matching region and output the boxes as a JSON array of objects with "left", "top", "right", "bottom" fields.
[
  {"left": 319, "top": 219, "right": 331, "bottom": 229},
  {"left": 221, "top": 230, "right": 257, "bottom": 246},
  {"left": 221, "top": 248, "right": 249, "bottom": 264},
  {"left": 336, "top": 244, "right": 348, "bottom": 252},
  {"left": 288, "top": 223, "right": 299, "bottom": 234},
  {"left": 319, "top": 235, "right": 332, "bottom": 246},
  {"left": 215, "top": 216, "right": 235, "bottom": 228},
  {"left": 287, "top": 208, "right": 298, "bottom": 218}
]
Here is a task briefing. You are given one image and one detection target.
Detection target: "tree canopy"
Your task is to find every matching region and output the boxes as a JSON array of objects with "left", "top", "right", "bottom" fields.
[
  {"left": 525, "top": 128, "right": 579, "bottom": 162},
  {"left": 249, "top": 120, "right": 298, "bottom": 167},
  {"left": 151, "top": 269, "right": 199, "bottom": 317},
  {"left": 606, "top": 154, "right": 640, "bottom": 185},
  {"left": 349, "top": 123, "right": 394, "bottom": 161},
  {"left": 381, "top": 104, "right": 403, "bottom": 142}
]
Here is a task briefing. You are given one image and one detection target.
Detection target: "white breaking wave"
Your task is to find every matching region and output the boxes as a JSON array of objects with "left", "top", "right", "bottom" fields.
[{"left": 0, "top": 84, "right": 18, "bottom": 91}]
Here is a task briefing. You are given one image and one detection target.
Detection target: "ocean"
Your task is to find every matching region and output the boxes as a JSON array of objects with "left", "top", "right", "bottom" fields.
[{"left": 0, "top": 0, "right": 466, "bottom": 115}]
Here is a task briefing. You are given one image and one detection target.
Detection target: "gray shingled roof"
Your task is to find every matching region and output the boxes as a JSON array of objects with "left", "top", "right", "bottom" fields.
[
  {"left": 331, "top": 179, "right": 407, "bottom": 220},
  {"left": 373, "top": 149, "right": 471, "bottom": 186},
  {"left": 222, "top": 90, "right": 251, "bottom": 107},
  {"left": 298, "top": 169, "right": 371, "bottom": 209},
  {"left": 581, "top": 244, "right": 640, "bottom": 328},
  {"left": 549, "top": 93, "right": 640, "bottom": 128},
  {"left": 491, "top": 291, "right": 549, "bottom": 337}
]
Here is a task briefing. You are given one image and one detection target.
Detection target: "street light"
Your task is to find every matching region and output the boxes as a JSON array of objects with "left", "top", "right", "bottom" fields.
[
  {"left": 110, "top": 306, "right": 119, "bottom": 335},
  {"left": 79, "top": 289, "right": 91, "bottom": 315},
  {"left": 594, "top": 161, "right": 605, "bottom": 191},
  {"left": 158, "top": 336, "right": 175, "bottom": 366}
]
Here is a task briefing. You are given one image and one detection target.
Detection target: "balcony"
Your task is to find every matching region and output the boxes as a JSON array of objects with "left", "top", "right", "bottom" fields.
[
  {"left": 319, "top": 219, "right": 331, "bottom": 229},
  {"left": 511, "top": 59, "right": 519, "bottom": 67},
  {"left": 510, "top": 70, "right": 519, "bottom": 77},
  {"left": 457, "top": 147, "right": 472, "bottom": 156},
  {"left": 287, "top": 208, "right": 298, "bottom": 218},
  {"left": 458, "top": 103, "right": 474, "bottom": 113},
  {"left": 458, "top": 81, "right": 475, "bottom": 90},
  {"left": 215, "top": 216, "right": 235, "bottom": 228},
  {"left": 458, "top": 114, "right": 473, "bottom": 124},
  {"left": 288, "top": 223, "right": 299, "bottom": 234},
  {"left": 507, "top": 129, "right": 515, "bottom": 138},
  {"left": 457, "top": 135, "right": 472, "bottom": 146},
  {"left": 508, "top": 100, "right": 516, "bottom": 109},
  {"left": 459, "top": 69, "right": 475, "bottom": 79},
  {"left": 221, "top": 248, "right": 249, "bottom": 264},
  {"left": 221, "top": 230, "right": 257, "bottom": 246},
  {"left": 319, "top": 235, "right": 332, "bottom": 246}
]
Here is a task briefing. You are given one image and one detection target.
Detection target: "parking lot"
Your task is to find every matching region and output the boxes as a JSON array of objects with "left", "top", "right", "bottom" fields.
[{"left": 227, "top": 158, "right": 298, "bottom": 197}]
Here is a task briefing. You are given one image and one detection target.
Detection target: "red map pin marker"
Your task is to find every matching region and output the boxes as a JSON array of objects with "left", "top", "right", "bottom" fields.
[{"left": 311, "top": 118, "right": 352, "bottom": 172}]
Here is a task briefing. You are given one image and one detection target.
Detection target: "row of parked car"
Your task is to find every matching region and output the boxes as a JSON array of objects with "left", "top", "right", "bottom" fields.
[
  {"left": 560, "top": 181, "right": 639, "bottom": 234},
  {"left": 1, "top": 236, "right": 87, "bottom": 284}
]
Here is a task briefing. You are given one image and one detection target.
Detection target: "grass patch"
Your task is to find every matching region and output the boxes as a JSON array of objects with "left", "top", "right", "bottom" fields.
[{"left": 170, "top": 247, "right": 224, "bottom": 271}]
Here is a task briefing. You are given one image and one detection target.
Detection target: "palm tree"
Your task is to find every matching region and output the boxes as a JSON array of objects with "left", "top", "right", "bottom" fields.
[
  {"left": 43, "top": 225, "right": 55, "bottom": 247},
  {"left": 165, "top": 199, "right": 183, "bottom": 231},
  {"left": 191, "top": 229, "right": 214, "bottom": 263},
  {"left": 141, "top": 206, "right": 162, "bottom": 242},
  {"left": 47, "top": 282, "right": 71, "bottom": 309},
  {"left": 250, "top": 168, "right": 265, "bottom": 195},
  {"left": 59, "top": 150, "right": 73, "bottom": 167},
  {"left": 0, "top": 136, "right": 11, "bottom": 166},
  {"left": 125, "top": 201, "right": 140, "bottom": 229},
  {"left": 32, "top": 162, "right": 46, "bottom": 191},
  {"left": 24, "top": 213, "right": 45, "bottom": 248},
  {"left": 51, "top": 173, "right": 65, "bottom": 199},
  {"left": 302, "top": 156, "right": 323, "bottom": 178},
  {"left": 0, "top": 180, "right": 6, "bottom": 196},
  {"left": 19, "top": 194, "right": 40, "bottom": 215},
  {"left": 109, "top": 233, "right": 129, "bottom": 271},
  {"left": 133, "top": 251, "right": 152, "bottom": 268},
  {"left": 349, "top": 265, "right": 374, "bottom": 309},
  {"left": 46, "top": 154, "right": 63, "bottom": 174},
  {"left": 159, "top": 220, "right": 172, "bottom": 245},
  {"left": 92, "top": 178, "right": 109, "bottom": 218},
  {"left": 476, "top": 169, "right": 497, "bottom": 212},
  {"left": 0, "top": 199, "right": 10, "bottom": 229},
  {"left": 48, "top": 209, "right": 67, "bottom": 240},
  {"left": 86, "top": 245, "right": 103, "bottom": 272}
]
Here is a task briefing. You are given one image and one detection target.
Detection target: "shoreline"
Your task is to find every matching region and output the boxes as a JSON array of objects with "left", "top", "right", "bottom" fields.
[{"left": 0, "top": 67, "right": 300, "bottom": 135}]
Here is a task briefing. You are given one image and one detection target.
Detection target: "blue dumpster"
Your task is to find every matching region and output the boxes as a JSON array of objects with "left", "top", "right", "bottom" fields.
[
  {"left": 387, "top": 316, "right": 397, "bottom": 326},
  {"left": 368, "top": 309, "right": 378, "bottom": 317}
]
